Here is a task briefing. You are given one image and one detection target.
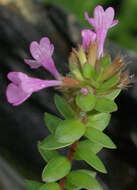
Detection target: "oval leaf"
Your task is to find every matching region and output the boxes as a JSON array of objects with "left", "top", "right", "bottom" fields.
[
  {"left": 42, "top": 156, "right": 71, "bottom": 182},
  {"left": 55, "top": 95, "right": 75, "bottom": 119},
  {"left": 76, "top": 94, "right": 96, "bottom": 112},
  {"left": 39, "top": 183, "right": 60, "bottom": 190},
  {"left": 95, "top": 98, "right": 117, "bottom": 113},
  {"left": 39, "top": 135, "right": 73, "bottom": 150},
  {"left": 86, "top": 112, "right": 111, "bottom": 131},
  {"left": 44, "top": 113, "right": 62, "bottom": 133},
  {"left": 55, "top": 119, "right": 86, "bottom": 143},
  {"left": 75, "top": 142, "right": 107, "bottom": 173},
  {"left": 75, "top": 140, "right": 102, "bottom": 159},
  {"left": 66, "top": 170, "right": 102, "bottom": 190},
  {"left": 103, "top": 89, "right": 121, "bottom": 100},
  {"left": 24, "top": 180, "right": 43, "bottom": 190},
  {"left": 38, "top": 142, "right": 59, "bottom": 162},
  {"left": 85, "top": 127, "right": 116, "bottom": 149}
]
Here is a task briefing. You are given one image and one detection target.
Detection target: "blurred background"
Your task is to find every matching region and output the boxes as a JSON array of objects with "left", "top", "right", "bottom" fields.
[{"left": 0, "top": 0, "right": 137, "bottom": 190}]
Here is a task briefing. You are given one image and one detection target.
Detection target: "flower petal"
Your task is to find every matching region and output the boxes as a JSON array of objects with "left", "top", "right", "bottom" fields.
[
  {"left": 30, "top": 41, "right": 41, "bottom": 60},
  {"left": 93, "top": 5, "right": 104, "bottom": 29},
  {"left": 6, "top": 83, "right": 31, "bottom": 106},
  {"left": 81, "top": 29, "right": 96, "bottom": 50},
  {"left": 104, "top": 7, "right": 115, "bottom": 29},
  {"left": 85, "top": 12, "right": 94, "bottom": 26},
  {"left": 40, "top": 37, "right": 54, "bottom": 57},
  {"left": 41, "top": 58, "right": 61, "bottom": 80},
  {"left": 6, "top": 72, "right": 62, "bottom": 106},
  {"left": 111, "top": 19, "right": 119, "bottom": 27},
  {"left": 24, "top": 59, "right": 41, "bottom": 69}
]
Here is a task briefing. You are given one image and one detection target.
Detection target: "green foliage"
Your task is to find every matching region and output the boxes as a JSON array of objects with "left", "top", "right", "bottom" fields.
[
  {"left": 83, "top": 63, "right": 96, "bottom": 79},
  {"left": 39, "top": 134, "right": 72, "bottom": 150},
  {"left": 101, "top": 56, "right": 111, "bottom": 70},
  {"left": 85, "top": 127, "right": 116, "bottom": 149},
  {"left": 39, "top": 183, "right": 61, "bottom": 190},
  {"left": 86, "top": 112, "right": 111, "bottom": 131},
  {"left": 95, "top": 97, "right": 118, "bottom": 113},
  {"left": 66, "top": 170, "right": 102, "bottom": 190},
  {"left": 42, "top": 156, "right": 71, "bottom": 182},
  {"left": 103, "top": 89, "right": 121, "bottom": 100},
  {"left": 27, "top": 90, "right": 120, "bottom": 189},
  {"left": 55, "top": 95, "right": 75, "bottom": 119},
  {"left": 44, "top": 112, "right": 62, "bottom": 133},
  {"left": 55, "top": 119, "right": 86, "bottom": 143},
  {"left": 24, "top": 180, "right": 43, "bottom": 190},
  {"left": 38, "top": 142, "right": 59, "bottom": 162},
  {"left": 76, "top": 93, "right": 96, "bottom": 112},
  {"left": 98, "top": 76, "right": 119, "bottom": 90},
  {"left": 75, "top": 140, "right": 107, "bottom": 173}
]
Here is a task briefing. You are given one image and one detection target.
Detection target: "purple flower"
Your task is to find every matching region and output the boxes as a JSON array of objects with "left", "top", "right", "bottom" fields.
[
  {"left": 6, "top": 72, "right": 62, "bottom": 106},
  {"left": 84, "top": 5, "right": 118, "bottom": 57},
  {"left": 81, "top": 29, "right": 96, "bottom": 50},
  {"left": 24, "top": 37, "right": 61, "bottom": 79}
]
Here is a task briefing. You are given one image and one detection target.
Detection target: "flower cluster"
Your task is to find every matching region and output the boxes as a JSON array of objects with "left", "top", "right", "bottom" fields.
[{"left": 6, "top": 5, "right": 131, "bottom": 106}]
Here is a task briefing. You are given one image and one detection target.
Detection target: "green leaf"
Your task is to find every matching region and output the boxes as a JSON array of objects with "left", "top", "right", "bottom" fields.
[
  {"left": 103, "top": 89, "right": 121, "bottom": 100},
  {"left": 76, "top": 93, "right": 96, "bottom": 112},
  {"left": 42, "top": 156, "right": 71, "bottom": 182},
  {"left": 86, "top": 112, "right": 111, "bottom": 131},
  {"left": 39, "top": 183, "right": 60, "bottom": 190},
  {"left": 95, "top": 97, "right": 117, "bottom": 113},
  {"left": 66, "top": 170, "right": 102, "bottom": 190},
  {"left": 38, "top": 142, "right": 59, "bottom": 162},
  {"left": 101, "top": 56, "right": 111, "bottom": 70},
  {"left": 55, "top": 119, "right": 86, "bottom": 143},
  {"left": 76, "top": 169, "right": 96, "bottom": 178},
  {"left": 39, "top": 135, "right": 73, "bottom": 150},
  {"left": 74, "top": 141, "right": 107, "bottom": 173},
  {"left": 24, "top": 180, "right": 43, "bottom": 190},
  {"left": 65, "top": 169, "right": 97, "bottom": 190},
  {"left": 98, "top": 76, "right": 119, "bottom": 90},
  {"left": 75, "top": 140, "right": 102, "bottom": 159},
  {"left": 83, "top": 63, "right": 96, "bottom": 79},
  {"left": 85, "top": 127, "right": 116, "bottom": 149},
  {"left": 44, "top": 113, "right": 62, "bottom": 133},
  {"left": 55, "top": 95, "right": 75, "bottom": 119}
]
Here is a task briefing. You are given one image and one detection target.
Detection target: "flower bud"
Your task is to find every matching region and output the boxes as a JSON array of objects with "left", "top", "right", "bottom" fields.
[
  {"left": 77, "top": 45, "right": 87, "bottom": 66},
  {"left": 87, "top": 42, "right": 98, "bottom": 67},
  {"left": 102, "top": 57, "right": 124, "bottom": 80}
]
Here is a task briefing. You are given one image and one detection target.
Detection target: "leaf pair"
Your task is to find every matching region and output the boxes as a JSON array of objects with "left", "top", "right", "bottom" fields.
[
  {"left": 66, "top": 170, "right": 102, "bottom": 190},
  {"left": 76, "top": 93, "right": 117, "bottom": 113}
]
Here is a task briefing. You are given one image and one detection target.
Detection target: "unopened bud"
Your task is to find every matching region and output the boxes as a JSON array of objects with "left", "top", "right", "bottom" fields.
[
  {"left": 69, "top": 52, "right": 84, "bottom": 81},
  {"left": 77, "top": 45, "right": 87, "bottom": 66},
  {"left": 87, "top": 42, "right": 98, "bottom": 67},
  {"left": 102, "top": 57, "right": 125, "bottom": 80}
]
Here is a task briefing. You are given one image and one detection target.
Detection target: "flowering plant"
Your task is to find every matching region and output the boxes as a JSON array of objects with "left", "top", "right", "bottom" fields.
[{"left": 6, "top": 5, "right": 132, "bottom": 190}]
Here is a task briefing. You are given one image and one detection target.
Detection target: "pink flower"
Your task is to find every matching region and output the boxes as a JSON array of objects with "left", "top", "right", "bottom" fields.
[
  {"left": 24, "top": 37, "right": 61, "bottom": 79},
  {"left": 6, "top": 72, "right": 62, "bottom": 106},
  {"left": 81, "top": 29, "right": 96, "bottom": 50},
  {"left": 83, "top": 5, "right": 118, "bottom": 57}
]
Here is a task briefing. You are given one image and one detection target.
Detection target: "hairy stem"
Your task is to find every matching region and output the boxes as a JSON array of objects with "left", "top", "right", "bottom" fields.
[{"left": 59, "top": 140, "right": 78, "bottom": 190}]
